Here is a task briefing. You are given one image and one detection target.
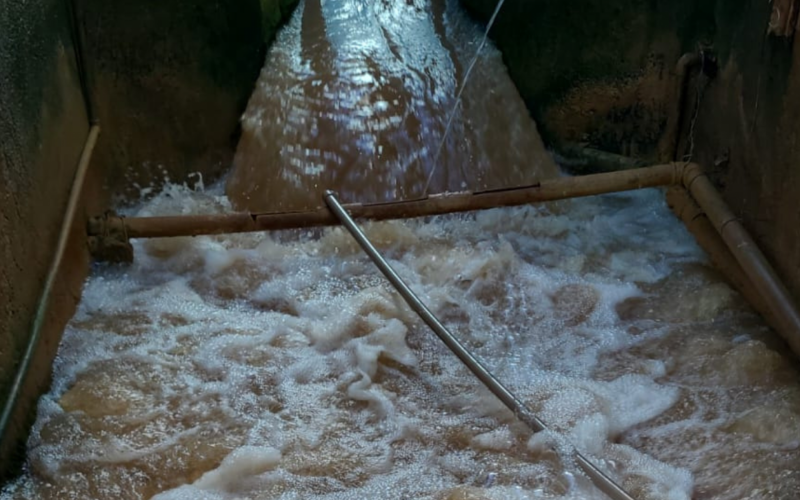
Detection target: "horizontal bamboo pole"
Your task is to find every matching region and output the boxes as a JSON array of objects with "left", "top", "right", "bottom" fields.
[
  {"left": 89, "top": 163, "right": 684, "bottom": 238},
  {"left": 86, "top": 160, "right": 800, "bottom": 360}
]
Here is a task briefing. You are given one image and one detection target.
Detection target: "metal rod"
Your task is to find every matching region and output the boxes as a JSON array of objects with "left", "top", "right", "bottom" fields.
[
  {"left": 323, "top": 190, "right": 635, "bottom": 500},
  {"left": 0, "top": 125, "right": 100, "bottom": 449}
]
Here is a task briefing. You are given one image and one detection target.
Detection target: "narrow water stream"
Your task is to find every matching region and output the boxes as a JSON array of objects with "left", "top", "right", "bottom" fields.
[
  {"left": 3, "top": 0, "right": 800, "bottom": 499},
  {"left": 226, "top": 0, "right": 556, "bottom": 212}
]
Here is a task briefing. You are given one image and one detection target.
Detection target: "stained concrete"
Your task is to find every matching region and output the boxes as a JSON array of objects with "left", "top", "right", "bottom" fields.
[
  {"left": 0, "top": 0, "right": 90, "bottom": 477},
  {"left": 75, "top": 0, "right": 298, "bottom": 201},
  {"left": 459, "top": 0, "right": 716, "bottom": 157},
  {"left": 461, "top": 0, "right": 800, "bottom": 309},
  {"left": 681, "top": 3, "right": 800, "bottom": 307}
]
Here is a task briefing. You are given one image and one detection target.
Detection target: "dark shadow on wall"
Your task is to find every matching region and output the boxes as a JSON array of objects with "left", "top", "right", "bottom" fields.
[
  {"left": 75, "top": 0, "right": 268, "bottom": 202},
  {"left": 460, "top": 0, "right": 719, "bottom": 158}
]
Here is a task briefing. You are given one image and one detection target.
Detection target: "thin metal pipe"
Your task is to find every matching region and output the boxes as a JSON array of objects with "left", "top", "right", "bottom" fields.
[
  {"left": 423, "top": 0, "right": 508, "bottom": 196},
  {"left": 0, "top": 125, "right": 101, "bottom": 447},
  {"left": 323, "top": 190, "right": 635, "bottom": 500}
]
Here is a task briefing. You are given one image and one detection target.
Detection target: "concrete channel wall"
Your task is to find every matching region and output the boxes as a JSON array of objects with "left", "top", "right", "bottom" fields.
[
  {"left": 0, "top": 0, "right": 90, "bottom": 477},
  {"left": 461, "top": 0, "right": 800, "bottom": 308},
  {"left": 0, "top": 0, "right": 298, "bottom": 481}
]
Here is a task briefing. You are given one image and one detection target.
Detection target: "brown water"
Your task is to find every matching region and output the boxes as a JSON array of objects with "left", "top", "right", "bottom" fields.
[
  {"left": 4, "top": 0, "right": 800, "bottom": 499},
  {"left": 226, "top": 0, "right": 556, "bottom": 212}
]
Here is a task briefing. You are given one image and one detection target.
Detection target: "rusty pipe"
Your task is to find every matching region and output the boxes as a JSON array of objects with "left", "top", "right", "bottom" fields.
[
  {"left": 84, "top": 160, "right": 800, "bottom": 360},
  {"left": 659, "top": 53, "right": 702, "bottom": 162}
]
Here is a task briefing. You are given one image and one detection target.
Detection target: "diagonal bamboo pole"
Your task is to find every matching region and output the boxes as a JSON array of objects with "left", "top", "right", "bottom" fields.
[
  {"left": 666, "top": 186, "right": 774, "bottom": 322},
  {"left": 682, "top": 163, "right": 800, "bottom": 353}
]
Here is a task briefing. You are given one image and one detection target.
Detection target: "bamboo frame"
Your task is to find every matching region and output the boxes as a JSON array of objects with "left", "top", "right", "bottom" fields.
[
  {"left": 86, "top": 161, "right": 800, "bottom": 359},
  {"left": 665, "top": 186, "right": 774, "bottom": 322}
]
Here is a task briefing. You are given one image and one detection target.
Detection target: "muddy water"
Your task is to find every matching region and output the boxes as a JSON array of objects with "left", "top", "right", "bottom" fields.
[
  {"left": 3, "top": 185, "right": 800, "bottom": 500},
  {"left": 4, "top": 0, "right": 800, "bottom": 499},
  {"left": 226, "top": 0, "right": 557, "bottom": 212}
]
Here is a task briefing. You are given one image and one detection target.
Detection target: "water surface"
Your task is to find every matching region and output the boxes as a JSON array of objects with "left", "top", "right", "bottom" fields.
[{"left": 3, "top": 0, "right": 800, "bottom": 498}]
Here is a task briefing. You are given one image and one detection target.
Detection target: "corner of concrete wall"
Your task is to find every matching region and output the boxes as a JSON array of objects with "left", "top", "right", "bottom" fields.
[
  {"left": 1, "top": 0, "right": 299, "bottom": 482},
  {"left": 262, "top": 0, "right": 301, "bottom": 43},
  {"left": 461, "top": 0, "right": 800, "bottom": 314},
  {"left": 460, "top": 0, "right": 718, "bottom": 158}
]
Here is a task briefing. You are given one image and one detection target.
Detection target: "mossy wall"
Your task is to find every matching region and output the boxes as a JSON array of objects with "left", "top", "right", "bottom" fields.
[
  {"left": 461, "top": 0, "right": 800, "bottom": 306},
  {"left": 0, "top": 0, "right": 90, "bottom": 478}
]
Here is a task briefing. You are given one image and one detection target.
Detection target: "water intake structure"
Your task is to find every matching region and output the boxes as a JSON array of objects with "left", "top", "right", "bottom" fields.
[{"left": 3, "top": 0, "right": 800, "bottom": 499}]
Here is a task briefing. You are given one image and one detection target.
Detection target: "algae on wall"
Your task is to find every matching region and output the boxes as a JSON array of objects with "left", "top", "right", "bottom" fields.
[{"left": 0, "top": 0, "right": 90, "bottom": 478}]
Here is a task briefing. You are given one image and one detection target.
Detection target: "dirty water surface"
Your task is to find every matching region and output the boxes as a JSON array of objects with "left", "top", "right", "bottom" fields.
[{"left": 3, "top": 0, "right": 800, "bottom": 499}]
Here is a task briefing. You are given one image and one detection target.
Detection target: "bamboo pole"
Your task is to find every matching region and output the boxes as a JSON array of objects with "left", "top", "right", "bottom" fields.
[
  {"left": 0, "top": 125, "right": 100, "bottom": 450},
  {"left": 658, "top": 53, "right": 702, "bottom": 162},
  {"left": 682, "top": 163, "right": 800, "bottom": 353},
  {"left": 666, "top": 186, "right": 774, "bottom": 322},
  {"left": 84, "top": 160, "right": 800, "bottom": 360},
  {"left": 90, "top": 163, "right": 683, "bottom": 239}
]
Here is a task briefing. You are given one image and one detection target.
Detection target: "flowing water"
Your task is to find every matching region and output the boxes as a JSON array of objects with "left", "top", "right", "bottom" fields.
[
  {"left": 4, "top": 0, "right": 800, "bottom": 499},
  {"left": 226, "top": 0, "right": 556, "bottom": 212}
]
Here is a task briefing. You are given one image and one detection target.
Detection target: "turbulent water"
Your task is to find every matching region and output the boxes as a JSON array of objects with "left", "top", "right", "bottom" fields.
[
  {"left": 4, "top": 0, "right": 800, "bottom": 499},
  {"left": 4, "top": 185, "right": 800, "bottom": 500}
]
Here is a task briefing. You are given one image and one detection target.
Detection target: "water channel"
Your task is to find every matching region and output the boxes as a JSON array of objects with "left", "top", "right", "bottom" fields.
[{"left": 3, "top": 0, "right": 800, "bottom": 498}]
